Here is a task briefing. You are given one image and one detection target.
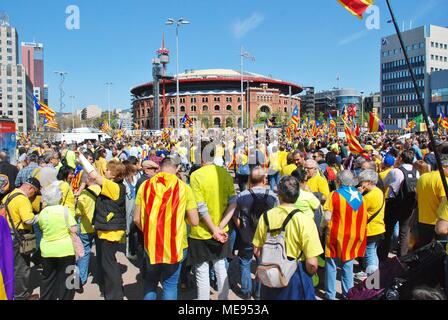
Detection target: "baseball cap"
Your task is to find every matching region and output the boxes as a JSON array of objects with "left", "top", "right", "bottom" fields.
[
  {"left": 383, "top": 154, "right": 395, "bottom": 167},
  {"left": 24, "top": 177, "right": 41, "bottom": 191},
  {"left": 142, "top": 160, "right": 159, "bottom": 170}
]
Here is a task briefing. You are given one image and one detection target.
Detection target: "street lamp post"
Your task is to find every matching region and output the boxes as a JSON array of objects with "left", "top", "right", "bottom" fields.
[
  {"left": 240, "top": 47, "right": 255, "bottom": 129},
  {"left": 105, "top": 82, "right": 113, "bottom": 125},
  {"left": 69, "top": 95, "right": 76, "bottom": 130},
  {"left": 166, "top": 18, "right": 190, "bottom": 132},
  {"left": 54, "top": 71, "right": 68, "bottom": 130},
  {"left": 360, "top": 91, "right": 364, "bottom": 127}
]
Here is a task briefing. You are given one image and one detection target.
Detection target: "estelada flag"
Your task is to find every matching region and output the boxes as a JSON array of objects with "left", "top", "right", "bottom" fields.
[
  {"left": 325, "top": 186, "right": 367, "bottom": 261},
  {"left": 291, "top": 105, "right": 299, "bottom": 127},
  {"left": 140, "top": 172, "right": 191, "bottom": 264},
  {"left": 354, "top": 122, "right": 361, "bottom": 137},
  {"left": 337, "top": 0, "right": 374, "bottom": 19},
  {"left": 344, "top": 123, "right": 365, "bottom": 155}
]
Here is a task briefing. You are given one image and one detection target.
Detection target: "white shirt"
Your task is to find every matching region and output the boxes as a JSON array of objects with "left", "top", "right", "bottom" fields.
[{"left": 384, "top": 164, "right": 420, "bottom": 198}]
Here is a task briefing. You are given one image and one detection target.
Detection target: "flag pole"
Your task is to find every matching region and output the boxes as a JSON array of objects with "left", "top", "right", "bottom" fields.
[{"left": 385, "top": 0, "right": 448, "bottom": 197}]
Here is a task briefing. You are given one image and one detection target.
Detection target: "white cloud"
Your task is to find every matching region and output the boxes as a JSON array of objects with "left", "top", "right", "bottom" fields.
[{"left": 233, "top": 13, "right": 265, "bottom": 39}]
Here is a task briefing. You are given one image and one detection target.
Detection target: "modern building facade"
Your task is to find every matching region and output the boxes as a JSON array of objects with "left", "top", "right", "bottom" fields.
[
  {"left": 0, "top": 15, "right": 34, "bottom": 132},
  {"left": 315, "top": 88, "right": 362, "bottom": 118},
  {"left": 364, "top": 92, "right": 381, "bottom": 116},
  {"left": 21, "top": 42, "right": 44, "bottom": 101},
  {"left": 81, "top": 105, "right": 102, "bottom": 120},
  {"left": 131, "top": 69, "right": 302, "bottom": 129},
  {"left": 430, "top": 70, "right": 448, "bottom": 118},
  {"left": 381, "top": 25, "right": 448, "bottom": 129}
]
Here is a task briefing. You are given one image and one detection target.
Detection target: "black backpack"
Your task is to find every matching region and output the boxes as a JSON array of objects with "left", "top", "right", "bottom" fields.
[
  {"left": 395, "top": 166, "right": 418, "bottom": 207},
  {"left": 248, "top": 189, "right": 271, "bottom": 228},
  {"left": 239, "top": 189, "right": 272, "bottom": 245}
]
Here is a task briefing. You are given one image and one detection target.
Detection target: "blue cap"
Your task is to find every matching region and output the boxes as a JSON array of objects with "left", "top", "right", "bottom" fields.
[{"left": 383, "top": 154, "right": 395, "bottom": 167}]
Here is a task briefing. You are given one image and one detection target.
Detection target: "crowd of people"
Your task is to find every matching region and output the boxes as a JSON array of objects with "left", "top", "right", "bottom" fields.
[{"left": 1, "top": 127, "right": 448, "bottom": 300}]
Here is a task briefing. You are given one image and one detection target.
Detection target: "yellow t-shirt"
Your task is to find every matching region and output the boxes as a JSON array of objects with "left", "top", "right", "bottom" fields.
[
  {"left": 252, "top": 205, "right": 323, "bottom": 260},
  {"left": 379, "top": 168, "right": 392, "bottom": 196},
  {"left": 59, "top": 181, "right": 75, "bottom": 216},
  {"left": 436, "top": 197, "right": 448, "bottom": 254},
  {"left": 2, "top": 189, "right": 34, "bottom": 231},
  {"left": 95, "top": 157, "right": 108, "bottom": 177},
  {"left": 281, "top": 164, "right": 297, "bottom": 177},
  {"left": 306, "top": 174, "right": 330, "bottom": 199},
  {"left": 278, "top": 151, "right": 289, "bottom": 169},
  {"left": 189, "top": 165, "right": 236, "bottom": 240},
  {"left": 269, "top": 152, "right": 281, "bottom": 172},
  {"left": 417, "top": 171, "right": 446, "bottom": 225},
  {"left": 96, "top": 178, "right": 126, "bottom": 242},
  {"left": 363, "top": 187, "right": 386, "bottom": 237},
  {"left": 76, "top": 185, "right": 101, "bottom": 234}
]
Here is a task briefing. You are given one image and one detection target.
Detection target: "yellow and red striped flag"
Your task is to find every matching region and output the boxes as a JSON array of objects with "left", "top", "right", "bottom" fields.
[
  {"left": 325, "top": 188, "right": 367, "bottom": 261},
  {"left": 344, "top": 123, "right": 365, "bottom": 155},
  {"left": 337, "top": 0, "right": 374, "bottom": 19},
  {"left": 140, "top": 172, "right": 191, "bottom": 264}
]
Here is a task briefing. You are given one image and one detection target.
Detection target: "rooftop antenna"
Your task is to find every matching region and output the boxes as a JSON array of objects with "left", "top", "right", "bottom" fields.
[{"left": 336, "top": 74, "right": 340, "bottom": 89}]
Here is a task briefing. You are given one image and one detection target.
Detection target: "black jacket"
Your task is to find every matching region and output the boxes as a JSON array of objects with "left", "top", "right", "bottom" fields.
[{"left": 94, "top": 181, "right": 126, "bottom": 231}]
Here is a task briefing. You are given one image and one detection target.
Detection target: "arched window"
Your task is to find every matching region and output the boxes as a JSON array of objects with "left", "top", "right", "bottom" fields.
[
  {"left": 180, "top": 106, "right": 186, "bottom": 112},
  {"left": 203, "top": 105, "right": 208, "bottom": 112},
  {"left": 237, "top": 105, "right": 242, "bottom": 111},
  {"left": 191, "top": 105, "right": 197, "bottom": 112},
  {"left": 284, "top": 107, "right": 287, "bottom": 112},
  {"left": 214, "top": 117, "right": 221, "bottom": 127},
  {"left": 141, "top": 120, "right": 145, "bottom": 128},
  {"left": 146, "top": 119, "right": 150, "bottom": 129},
  {"left": 214, "top": 105, "right": 220, "bottom": 111},
  {"left": 147, "top": 108, "right": 150, "bottom": 115},
  {"left": 226, "top": 105, "right": 232, "bottom": 111},
  {"left": 226, "top": 117, "right": 234, "bottom": 127},
  {"left": 141, "top": 109, "right": 145, "bottom": 116},
  {"left": 260, "top": 105, "right": 271, "bottom": 114},
  {"left": 170, "top": 118, "right": 175, "bottom": 127},
  {"left": 170, "top": 106, "right": 175, "bottom": 113}
]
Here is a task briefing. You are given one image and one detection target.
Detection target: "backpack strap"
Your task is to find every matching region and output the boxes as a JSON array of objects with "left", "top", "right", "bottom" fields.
[
  {"left": 368, "top": 199, "right": 385, "bottom": 224},
  {"left": 280, "top": 209, "right": 302, "bottom": 232},
  {"left": 3, "top": 192, "right": 28, "bottom": 240}
]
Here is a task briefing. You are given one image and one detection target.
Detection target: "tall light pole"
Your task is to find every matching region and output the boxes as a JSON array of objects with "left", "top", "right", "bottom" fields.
[
  {"left": 105, "top": 82, "right": 113, "bottom": 124},
  {"left": 360, "top": 91, "right": 364, "bottom": 127},
  {"left": 69, "top": 95, "right": 76, "bottom": 130},
  {"left": 240, "top": 47, "right": 255, "bottom": 129},
  {"left": 166, "top": 18, "right": 190, "bottom": 131},
  {"left": 54, "top": 71, "right": 68, "bottom": 130}
]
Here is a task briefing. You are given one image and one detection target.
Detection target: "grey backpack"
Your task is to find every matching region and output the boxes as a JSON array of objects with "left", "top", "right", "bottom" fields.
[{"left": 256, "top": 209, "right": 301, "bottom": 288}]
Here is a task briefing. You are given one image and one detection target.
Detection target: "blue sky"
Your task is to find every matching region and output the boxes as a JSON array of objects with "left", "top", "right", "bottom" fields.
[{"left": 2, "top": 0, "right": 447, "bottom": 113}]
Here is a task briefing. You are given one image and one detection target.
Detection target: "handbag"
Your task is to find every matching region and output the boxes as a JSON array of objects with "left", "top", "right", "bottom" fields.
[
  {"left": 3, "top": 192, "right": 37, "bottom": 255},
  {"left": 63, "top": 207, "right": 85, "bottom": 259}
]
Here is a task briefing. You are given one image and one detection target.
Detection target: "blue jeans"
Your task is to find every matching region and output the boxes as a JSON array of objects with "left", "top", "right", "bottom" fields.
[
  {"left": 238, "top": 246, "right": 260, "bottom": 298},
  {"left": 142, "top": 249, "right": 185, "bottom": 300},
  {"left": 33, "top": 223, "right": 42, "bottom": 250},
  {"left": 325, "top": 258, "right": 354, "bottom": 300},
  {"left": 268, "top": 172, "right": 280, "bottom": 192},
  {"left": 365, "top": 241, "right": 379, "bottom": 275},
  {"left": 77, "top": 232, "right": 95, "bottom": 285}
]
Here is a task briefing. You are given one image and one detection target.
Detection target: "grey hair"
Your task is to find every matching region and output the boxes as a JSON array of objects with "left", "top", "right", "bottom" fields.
[
  {"left": 41, "top": 183, "right": 62, "bottom": 206},
  {"left": 358, "top": 169, "right": 379, "bottom": 185},
  {"left": 362, "top": 161, "right": 377, "bottom": 171},
  {"left": 337, "top": 170, "right": 356, "bottom": 187}
]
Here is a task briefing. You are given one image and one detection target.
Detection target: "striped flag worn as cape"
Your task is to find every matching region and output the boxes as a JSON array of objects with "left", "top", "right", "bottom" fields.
[
  {"left": 0, "top": 215, "right": 14, "bottom": 300},
  {"left": 325, "top": 186, "right": 367, "bottom": 262},
  {"left": 140, "top": 172, "right": 190, "bottom": 265}
]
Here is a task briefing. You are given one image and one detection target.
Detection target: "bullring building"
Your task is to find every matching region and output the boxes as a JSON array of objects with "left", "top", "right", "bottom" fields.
[{"left": 131, "top": 69, "right": 302, "bottom": 129}]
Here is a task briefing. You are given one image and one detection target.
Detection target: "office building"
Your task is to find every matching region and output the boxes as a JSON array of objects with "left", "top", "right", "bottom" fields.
[{"left": 381, "top": 25, "right": 448, "bottom": 129}]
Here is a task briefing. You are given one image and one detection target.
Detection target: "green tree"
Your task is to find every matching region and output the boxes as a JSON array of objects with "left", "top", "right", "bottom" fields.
[
  {"left": 199, "top": 111, "right": 213, "bottom": 129},
  {"left": 317, "top": 112, "right": 325, "bottom": 123}
]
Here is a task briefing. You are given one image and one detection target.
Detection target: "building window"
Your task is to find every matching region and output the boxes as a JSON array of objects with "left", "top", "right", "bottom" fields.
[
  {"left": 202, "top": 97, "right": 208, "bottom": 103},
  {"left": 18, "top": 110, "right": 23, "bottom": 116},
  {"left": 191, "top": 97, "right": 196, "bottom": 103},
  {"left": 431, "top": 42, "right": 435, "bottom": 47},
  {"left": 436, "top": 43, "right": 439, "bottom": 48},
  {"left": 170, "top": 107, "right": 175, "bottom": 113},
  {"left": 226, "top": 105, "right": 232, "bottom": 111},
  {"left": 8, "top": 111, "right": 13, "bottom": 116},
  {"left": 214, "top": 105, "right": 220, "bottom": 111},
  {"left": 284, "top": 107, "right": 287, "bottom": 112},
  {"left": 191, "top": 105, "right": 197, "bottom": 112},
  {"left": 238, "top": 105, "right": 242, "bottom": 111},
  {"left": 203, "top": 105, "right": 208, "bottom": 112},
  {"left": 180, "top": 106, "right": 186, "bottom": 112},
  {"left": 18, "top": 119, "right": 23, "bottom": 124},
  {"left": 18, "top": 95, "right": 22, "bottom": 100}
]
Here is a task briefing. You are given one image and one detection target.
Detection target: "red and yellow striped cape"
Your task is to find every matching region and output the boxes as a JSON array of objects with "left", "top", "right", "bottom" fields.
[
  {"left": 140, "top": 172, "right": 189, "bottom": 265},
  {"left": 325, "top": 190, "right": 367, "bottom": 262}
]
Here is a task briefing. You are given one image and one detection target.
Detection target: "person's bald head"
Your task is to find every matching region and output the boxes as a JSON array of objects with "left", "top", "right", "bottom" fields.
[
  {"left": 249, "top": 166, "right": 267, "bottom": 186},
  {"left": 160, "top": 158, "right": 178, "bottom": 174},
  {"left": 0, "top": 151, "right": 8, "bottom": 162}
]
